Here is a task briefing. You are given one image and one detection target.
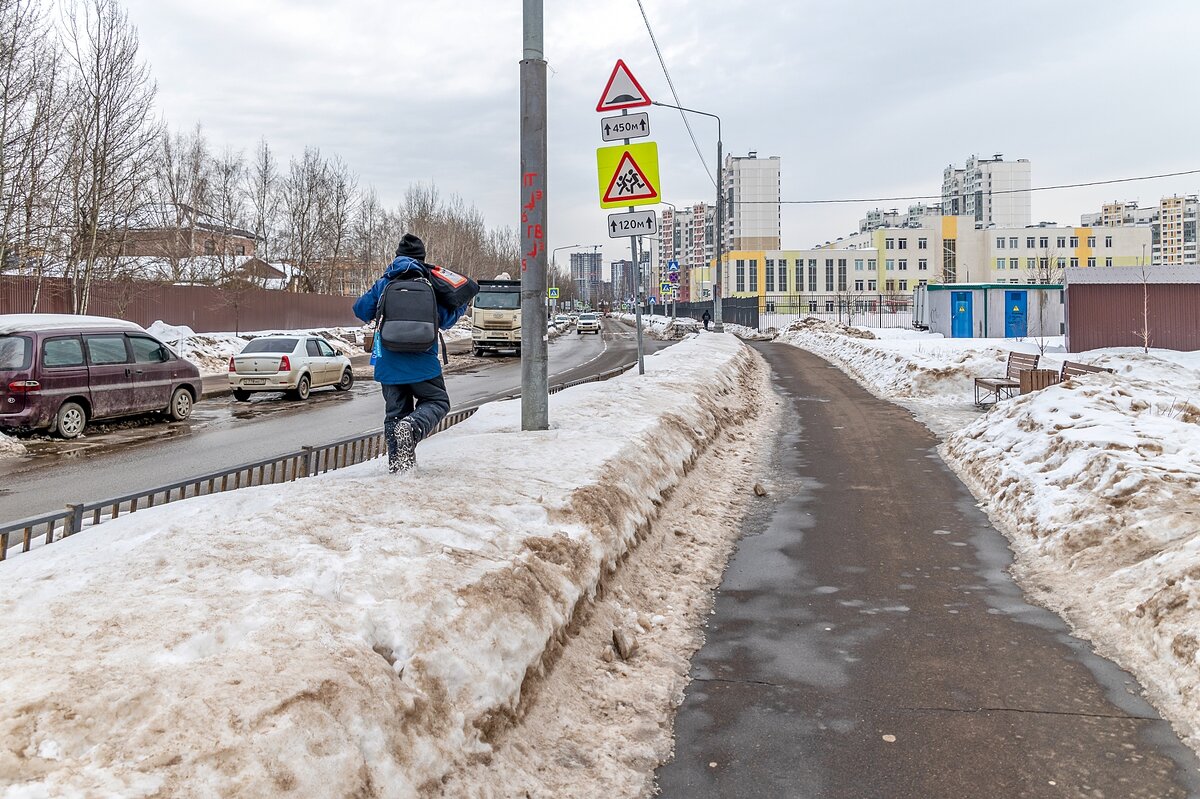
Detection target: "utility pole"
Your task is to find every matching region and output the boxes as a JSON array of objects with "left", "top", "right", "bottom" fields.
[
  {"left": 520, "top": 0, "right": 548, "bottom": 430},
  {"left": 650, "top": 101, "right": 723, "bottom": 332}
]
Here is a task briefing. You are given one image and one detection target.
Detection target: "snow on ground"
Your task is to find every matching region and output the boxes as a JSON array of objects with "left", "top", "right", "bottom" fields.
[
  {"left": 147, "top": 321, "right": 371, "bottom": 376},
  {"left": 0, "top": 432, "right": 24, "bottom": 458},
  {"left": 781, "top": 315, "right": 1200, "bottom": 754},
  {"left": 616, "top": 313, "right": 699, "bottom": 340},
  {"left": 0, "top": 335, "right": 757, "bottom": 798},
  {"left": 443, "top": 342, "right": 780, "bottom": 797}
]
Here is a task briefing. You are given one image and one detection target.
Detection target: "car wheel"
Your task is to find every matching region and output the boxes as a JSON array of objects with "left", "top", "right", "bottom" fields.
[
  {"left": 289, "top": 374, "right": 311, "bottom": 401},
  {"left": 55, "top": 401, "right": 87, "bottom": 440},
  {"left": 233, "top": 389, "right": 252, "bottom": 402},
  {"left": 473, "top": 347, "right": 483, "bottom": 357},
  {"left": 334, "top": 369, "right": 354, "bottom": 392},
  {"left": 168, "top": 387, "right": 194, "bottom": 421}
]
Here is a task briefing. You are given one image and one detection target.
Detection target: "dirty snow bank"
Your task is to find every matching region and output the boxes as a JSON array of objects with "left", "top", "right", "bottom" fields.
[
  {"left": 0, "top": 432, "right": 23, "bottom": 458},
  {"left": 146, "top": 321, "right": 374, "bottom": 376},
  {"left": 943, "top": 361, "right": 1200, "bottom": 751},
  {"left": 781, "top": 321, "right": 1200, "bottom": 754},
  {"left": 617, "top": 313, "right": 699, "bottom": 340},
  {"left": 778, "top": 317, "right": 1055, "bottom": 433},
  {"left": 0, "top": 335, "right": 755, "bottom": 798}
]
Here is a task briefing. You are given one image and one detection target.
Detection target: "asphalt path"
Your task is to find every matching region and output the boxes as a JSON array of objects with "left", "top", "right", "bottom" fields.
[
  {"left": 0, "top": 320, "right": 667, "bottom": 522},
  {"left": 655, "top": 342, "right": 1200, "bottom": 798}
]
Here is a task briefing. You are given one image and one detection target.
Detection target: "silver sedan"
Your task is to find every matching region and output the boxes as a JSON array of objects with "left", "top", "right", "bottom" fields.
[{"left": 229, "top": 335, "right": 354, "bottom": 401}]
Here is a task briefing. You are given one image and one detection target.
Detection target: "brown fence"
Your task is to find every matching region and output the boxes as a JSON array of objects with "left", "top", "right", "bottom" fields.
[
  {"left": 1065, "top": 283, "right": 1200, "bottom": 353},
  {"left": 0, "top": 275, "right": 361, "bottom": 333}
]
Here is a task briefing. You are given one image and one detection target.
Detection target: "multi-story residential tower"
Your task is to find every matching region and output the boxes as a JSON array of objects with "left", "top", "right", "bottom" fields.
[
  {"left": 659, "top": 203, "right": 716, "bottom": 301},
  {"left": 569, "top": 250, "right": 603, "bottom": 306},
  {"left": 1080, "top": 195, "right": 1196, "bottom": 264},
  {"left": 941, "top": 154, "right": 1032, "bottom": 228},
  {"left": 723, "top": 152, "right": 781, "bottom": 252}
]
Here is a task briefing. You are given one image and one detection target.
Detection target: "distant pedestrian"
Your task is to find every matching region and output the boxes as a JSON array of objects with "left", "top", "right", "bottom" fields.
[
  {"left": 702, "top": 309, "right": 712, "bottom": 330},
  {"left": 353, "top": 234, "right": 476, "bottom": 473}
]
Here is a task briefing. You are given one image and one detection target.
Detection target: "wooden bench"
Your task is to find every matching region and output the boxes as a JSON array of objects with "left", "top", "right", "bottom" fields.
[
  {"left": 975, "top": 352, "right": 1040, "bottom": 406},
  {"left": 1058, "top": 360, "right": 1116, "bottom": 382}
]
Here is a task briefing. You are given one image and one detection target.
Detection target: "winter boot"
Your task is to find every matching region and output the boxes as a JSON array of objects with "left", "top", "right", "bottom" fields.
[{"left": 390, "top": 419, "right": 417, "bottom": 473}]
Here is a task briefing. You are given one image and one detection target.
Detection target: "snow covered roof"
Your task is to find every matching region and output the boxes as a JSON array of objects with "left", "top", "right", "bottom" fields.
[
  {"left": 1065, "top": 265, "right": 1200, "bottom": 285},
  {"left": 0, "top": 314, "right": 144, "bottom": 335}
]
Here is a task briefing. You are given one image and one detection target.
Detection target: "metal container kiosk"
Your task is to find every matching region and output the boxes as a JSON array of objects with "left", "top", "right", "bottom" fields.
[{"left": 923, "top": 283, "right": 1063, "bottom": 339}]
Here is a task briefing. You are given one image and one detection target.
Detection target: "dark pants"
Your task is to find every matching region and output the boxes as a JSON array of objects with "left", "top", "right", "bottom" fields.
[
  {"left": 381, "top": 377, "right": 450, "bottom": 457},
  {"left": 703, "top": 318, "right": 711, "bottom": 330}
]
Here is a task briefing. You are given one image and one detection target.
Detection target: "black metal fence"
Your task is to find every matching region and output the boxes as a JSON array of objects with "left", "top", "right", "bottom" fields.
[
  {"left": 759, "top": 294, "right": 914, "bottom": 331},
  {"left": 1, "top": 364, "right": 634, "bottom": 561},
  {"left": 644, "top": 294, "right": 913, "bottom": 331},
  {"left": 653, "top": 297, "right": 760, "bottom": 329}
]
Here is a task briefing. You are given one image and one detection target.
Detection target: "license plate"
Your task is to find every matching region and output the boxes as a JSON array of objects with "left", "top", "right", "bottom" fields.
[{"left": 244, "top": 379, "right": 267, "bottom": 385}]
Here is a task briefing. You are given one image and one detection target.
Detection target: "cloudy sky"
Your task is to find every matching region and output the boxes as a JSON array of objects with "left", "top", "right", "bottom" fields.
[{"left": 122, "top": 0, "right": 1200, "bottom": 267}]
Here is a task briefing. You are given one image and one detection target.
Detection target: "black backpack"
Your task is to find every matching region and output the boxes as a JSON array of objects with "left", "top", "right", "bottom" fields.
[{"left": 376, "top": 274, "right": 438, "bottom": 353}]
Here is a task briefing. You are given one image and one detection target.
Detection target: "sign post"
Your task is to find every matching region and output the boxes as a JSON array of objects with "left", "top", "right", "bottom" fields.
[{"left": 596, "top": 59, "right": 655, "bottom": 375}]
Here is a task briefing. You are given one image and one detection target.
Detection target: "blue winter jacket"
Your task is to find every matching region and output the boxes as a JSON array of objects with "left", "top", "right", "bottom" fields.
[{"left": 353, "top": 257, "right": 467, "bottom": 385}]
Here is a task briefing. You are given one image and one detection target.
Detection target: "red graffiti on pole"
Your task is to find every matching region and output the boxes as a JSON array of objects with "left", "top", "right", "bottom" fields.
[{"left": 521, "top": 172, "right": 545, "bottom": 272}]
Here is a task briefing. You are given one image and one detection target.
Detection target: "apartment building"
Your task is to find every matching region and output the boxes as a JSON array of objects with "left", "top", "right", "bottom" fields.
[
  {"left": 1080, "top": 195, "right": 1196, "bottom": 264},
  {"left": 711, "top": 217, "right": 1150, "bottom": 302},
  {"left": 723, "top": 152, "right": 781, "bottom": 252},
  {"left": 569, "top": 250, "right": 604, "bottom": 306},
  {"left": 941, "top": 155, "right": 1032, "bottom": 228},
  {"left": 658, "top": 203, "right": 715, "bottom": 302}
]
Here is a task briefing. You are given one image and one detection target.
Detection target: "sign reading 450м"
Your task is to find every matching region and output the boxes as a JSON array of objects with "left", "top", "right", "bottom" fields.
[{"left": 601, "top": 112, "right": 650, "bottom": 142}]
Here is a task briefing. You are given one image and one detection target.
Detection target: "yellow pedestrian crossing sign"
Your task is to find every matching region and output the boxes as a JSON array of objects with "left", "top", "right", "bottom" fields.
[
  {"left": 548, "top": 287, "right": 560, "bottom": 299},
  {"left": 597, "top": 142, "right": 660, "bottom": 209}
]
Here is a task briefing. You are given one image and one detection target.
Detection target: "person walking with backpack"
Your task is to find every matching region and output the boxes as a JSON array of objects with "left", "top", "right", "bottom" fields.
[{"left": 353, "top": 234, "right": 477, "bottom": 473}]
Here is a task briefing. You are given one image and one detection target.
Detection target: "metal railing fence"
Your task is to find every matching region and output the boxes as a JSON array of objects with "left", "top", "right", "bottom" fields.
[{"left": 1, "top": 364, "right": 634, "bottom": 561}]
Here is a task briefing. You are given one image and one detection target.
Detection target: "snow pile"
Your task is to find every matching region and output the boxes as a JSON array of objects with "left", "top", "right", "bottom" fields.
[
  {"left": 777, "top": 320, "right": 1042, "bottom": 405},
  {"left": 781, "top": 324, "right": 1200, "bottom": 753},
  {"left": 784, "top": 315, "right": 877, "bottom": 339},
  {"left": 943, "top": 363, "right": 1200, "bottom": 750},
  {"left": 720, "top": 322, "right": 775, "bottom": 341},
  {"left": 146, "top": 321, "right": 368, "bottom": 376},
  {"left": 0, "top": 432, "right": 24, "bottom": 458},
  {"left": 617, "top": 313, "right": 699, "bottom": 340},
  {"left": 0, "top": 335, "right": 755, "bottom": 797}
]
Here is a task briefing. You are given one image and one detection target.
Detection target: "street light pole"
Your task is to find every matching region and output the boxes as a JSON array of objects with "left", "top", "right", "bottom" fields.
[
  {"left": 652, "top": 101, "right": 723, "bottom": 332},
  {"left": 520, "top": 0, "right": 548, "bottom": 430}
]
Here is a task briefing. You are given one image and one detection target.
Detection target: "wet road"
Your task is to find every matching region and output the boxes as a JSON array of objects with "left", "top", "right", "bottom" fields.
[
  {"left": 0, "top": 320, "right": 664, "bottom": 522},
  {"left": 655, "top": 342, "right": 1200, "bottom": 798}
]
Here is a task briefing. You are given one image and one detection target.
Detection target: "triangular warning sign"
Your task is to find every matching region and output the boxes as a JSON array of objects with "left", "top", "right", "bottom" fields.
[
  {"left": 596, "top": 59, "right": 651, "bottom": 112},
  {"left": 602, "top": 150, "right": 659, "bottom": 204}
]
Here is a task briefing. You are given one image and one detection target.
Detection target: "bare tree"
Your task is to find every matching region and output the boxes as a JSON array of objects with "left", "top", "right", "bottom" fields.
[
  {"left": 61, "top": 0, "right": 159, "bottom": 312},
  {"left": 321, "top": 154, "right": 357, "bottom": 294},
  {"left": 1026, "top": 247, "right": 1064, "bottom": 285},
  {"left": 146, "top": 123, "right": 209, "bottom": 282},
  {"left": 246, "top": 136, "right": 278, "bottom": 263},
  {"left": 1134, "top": 260, "right": 1152, "bottom": 354},
  {"left": 279, "top": 146, "right": 328, "bottom": 291}
]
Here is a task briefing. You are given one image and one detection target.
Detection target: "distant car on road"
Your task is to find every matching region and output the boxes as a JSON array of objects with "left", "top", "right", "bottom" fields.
[
  {"left": 0, "top": 314, "right": 201, "bottom": 439},
  {"left": 229, "top": 336, "right": 352, "bottom": 401},
  {"left": 554, "top": 314, "right": 571, "bottom": 327},
  {"left": 576, "top": 313, "right": 601, "bottom": 335}
]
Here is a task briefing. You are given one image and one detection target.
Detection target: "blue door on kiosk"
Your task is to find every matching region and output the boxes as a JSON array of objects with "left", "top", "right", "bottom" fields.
[
  {"left": 1005, "top": 290, "right": 1028, "bottom": 337},
  {"left": 951, "top": 292, "right": 973, "bottom": 338}
]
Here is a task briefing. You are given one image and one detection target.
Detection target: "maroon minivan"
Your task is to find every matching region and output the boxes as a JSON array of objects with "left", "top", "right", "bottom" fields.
[{"left": 0, "top": 315, "right": 201, "bottom": 439}]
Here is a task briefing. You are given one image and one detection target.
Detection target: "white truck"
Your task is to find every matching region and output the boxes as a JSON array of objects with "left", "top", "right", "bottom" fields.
[{"left": 471, "top": 279, "right": 522, "bottom": 356}]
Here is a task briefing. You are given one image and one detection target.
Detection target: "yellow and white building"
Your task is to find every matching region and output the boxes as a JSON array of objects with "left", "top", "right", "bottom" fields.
[{"left": 692, "top": 215, "right": 1152, "bottom": 303}]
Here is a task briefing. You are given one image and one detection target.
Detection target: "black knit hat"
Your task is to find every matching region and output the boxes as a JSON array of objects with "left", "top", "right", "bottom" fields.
[{"left": 395, "top": 233, "right": 426, "bottom": 261}]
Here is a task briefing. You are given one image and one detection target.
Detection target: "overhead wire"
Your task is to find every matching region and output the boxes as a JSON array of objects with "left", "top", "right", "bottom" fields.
[
  {"left": 634, "top": 0, "right": 717, "bottom": 189},
  {"left": 733, "top": 168, "right": 1200, "bottom": 205}
]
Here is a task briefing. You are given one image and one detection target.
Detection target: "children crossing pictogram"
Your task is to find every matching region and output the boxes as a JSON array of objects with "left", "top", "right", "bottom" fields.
[{"left": 595, "top": 142, "right": 661, "bottom": 209}]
